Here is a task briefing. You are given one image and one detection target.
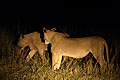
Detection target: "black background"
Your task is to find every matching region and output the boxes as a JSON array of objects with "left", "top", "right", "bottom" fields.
[{"left": 0, "top": 2, "right": 119, "bottom": 38}]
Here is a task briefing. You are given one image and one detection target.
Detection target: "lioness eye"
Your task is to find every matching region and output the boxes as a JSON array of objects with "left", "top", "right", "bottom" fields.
[{"left": 20, "top": 34, "right": 24, "bottom": 39}]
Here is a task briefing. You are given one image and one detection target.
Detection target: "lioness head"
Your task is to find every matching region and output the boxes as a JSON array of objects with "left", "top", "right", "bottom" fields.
[
  {"left": 17, "top": 32, "right": 41, "bottom": 49},
  {"left": 43, "top": 27, "right": 57, "bottom": 44},
  {"left": 17, "top": 34, "right": 30, "bottom": 49}
]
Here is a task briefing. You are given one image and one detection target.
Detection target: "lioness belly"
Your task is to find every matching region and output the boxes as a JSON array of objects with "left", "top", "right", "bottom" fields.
[{"left": 62, "top": 50, "right": 89, "bottom": 58}]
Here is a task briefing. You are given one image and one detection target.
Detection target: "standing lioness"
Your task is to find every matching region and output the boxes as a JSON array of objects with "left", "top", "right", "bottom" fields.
[{"left": 43, "top": 28, "right": 109, "bottom": 70}]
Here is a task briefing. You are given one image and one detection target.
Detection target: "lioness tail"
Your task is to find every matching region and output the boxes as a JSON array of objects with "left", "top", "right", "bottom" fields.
[{"left": 104, "top": 40, "right": 109, "bottom": 63}]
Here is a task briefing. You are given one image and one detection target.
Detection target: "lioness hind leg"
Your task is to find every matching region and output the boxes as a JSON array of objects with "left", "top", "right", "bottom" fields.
[
  {"left": 93, "top": 48, "right": 107, "bottom": 71},
  {"left": 52, "top": 54, "right": 62, "bottom": 70}
]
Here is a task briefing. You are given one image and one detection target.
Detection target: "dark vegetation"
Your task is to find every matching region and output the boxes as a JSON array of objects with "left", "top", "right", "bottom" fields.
[{"left": 0, "top": 24, "right": 120, "bottom": 80}]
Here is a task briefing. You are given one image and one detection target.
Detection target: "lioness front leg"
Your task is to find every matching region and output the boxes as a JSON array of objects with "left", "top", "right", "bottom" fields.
[
  {"left": 52, "top": 54, "right": 62, "bottom": 70},
  {"left": 56, "top": 55, "right": 62, "bottom": 69},
  {"left": 26, "top": 50, "right": 37, "bottom": 61}
]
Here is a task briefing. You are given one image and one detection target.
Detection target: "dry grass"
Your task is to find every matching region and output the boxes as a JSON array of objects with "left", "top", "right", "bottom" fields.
[{"left": 0, "top": 27, "right": 120, "bottom": 80}]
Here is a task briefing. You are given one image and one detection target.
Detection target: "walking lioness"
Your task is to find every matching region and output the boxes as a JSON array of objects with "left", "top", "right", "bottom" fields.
[
  {"left": 17, "top": 32, "right": 47, "bottom": 61},
  {"left": 43, "top": 28, "right": 109, "bottom": 70}
]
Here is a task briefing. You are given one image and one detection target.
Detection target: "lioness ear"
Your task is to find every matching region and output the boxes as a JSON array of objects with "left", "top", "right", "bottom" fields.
[
  {"left": 43, "top": 27, "right": 47, "bottom": 33},
  {"left": 51, "top": 28, "right": 56, "bottom": 31},
  {"left": 20, "top": 34, "right": 24, "bottom": 39}
]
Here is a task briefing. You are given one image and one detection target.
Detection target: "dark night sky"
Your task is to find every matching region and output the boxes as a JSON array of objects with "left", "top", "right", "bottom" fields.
[
  {"left": 0, "top": 3, "right": 115, "bottom": 22},
  {"left": 0, "top": 2, "right": 119, "bottom": 33}
]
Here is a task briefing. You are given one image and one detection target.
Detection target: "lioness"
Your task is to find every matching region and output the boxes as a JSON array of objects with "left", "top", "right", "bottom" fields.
[
  {"left": 17, "top": 32, "right": 47, "bottom": 61},
  {"left": 43, "top": 28, "right": 109, "bottom": 70}
]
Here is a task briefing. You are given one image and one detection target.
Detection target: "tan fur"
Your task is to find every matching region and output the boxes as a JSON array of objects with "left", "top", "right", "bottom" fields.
[
  {"left": 43, "top": 28, "right": 109, "bottom": 70},
  {"left": 17, "top": 32, "right": 47, "bottom": 61}
]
